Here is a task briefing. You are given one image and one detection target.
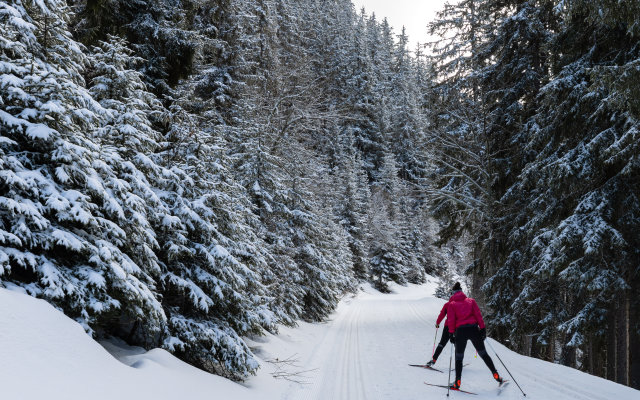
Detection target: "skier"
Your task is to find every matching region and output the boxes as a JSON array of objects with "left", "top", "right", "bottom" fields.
[
  {"left": 446, "top": 282, "right": 503, "bottom": 391},
  {"left": 426, "top": 295, "right": 451, "bottom": 366}
]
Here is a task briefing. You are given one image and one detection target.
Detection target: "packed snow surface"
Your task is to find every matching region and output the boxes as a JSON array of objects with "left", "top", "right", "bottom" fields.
[{"left": 1, "top": 280, "right": 638, "bottom": 400}]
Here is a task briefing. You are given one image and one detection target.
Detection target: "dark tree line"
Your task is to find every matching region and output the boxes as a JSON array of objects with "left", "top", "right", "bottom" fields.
[{"left": 427, "top": 0, "right": 640, "bottom": 388}]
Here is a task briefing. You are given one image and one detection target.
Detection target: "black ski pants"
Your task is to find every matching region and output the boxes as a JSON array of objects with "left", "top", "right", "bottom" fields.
[
  {"left": 454, "top": 324, "right": 497, "bottom": 381},
  {"left": 432, "top": 327, "right": 450, "bottom": 361}
]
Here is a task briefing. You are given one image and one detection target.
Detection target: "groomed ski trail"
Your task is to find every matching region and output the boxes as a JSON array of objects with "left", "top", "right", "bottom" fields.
[{"left": 274, "top": 283, "right": 639, "bottom": 400}]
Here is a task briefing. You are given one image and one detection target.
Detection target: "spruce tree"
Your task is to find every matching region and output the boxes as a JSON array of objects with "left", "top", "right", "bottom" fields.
[{"left": 0, "top": 0, "right": 165, "bottom": 336}]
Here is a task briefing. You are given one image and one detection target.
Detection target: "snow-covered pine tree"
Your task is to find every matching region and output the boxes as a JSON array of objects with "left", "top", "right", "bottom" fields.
[
  {"left": 368, "top": 16, "right": 396, "bottom": 184},
  {"left": 86, "top": 34, "right": 173, "bottom": 343},
  {"left": 84, "top": 12, "right": 278, "bottom": 378},
  {"left": 303, "top": 0, "right": 356, "bottom": 106},
  {"left": 369, "top": 151, "right": 407, "bottom": 291},
  {"left": 471, "top": 0, "right": 556, "bottom": 344},
  {"left": 383, "top": 27, "right": 430, "bottom": 285},
  {"left": 0, "top": 0, "right": 164, "bottom": 336},
  {"left": 155, "top": 99, "right": 274, "bottom": 379},
  {"left": 425, "top": 0, "right": 492, "bottom": 247},
  {"left": 203, "top": 0, "right": 306, "bottom": 326},
  {"left": 187, "top": 0, "right": 245, "bottom": 126},
  {"left": 388, "top": 26, "right": 428, "bottom": 185},
  {"left": 232, "top": 0, "right": 357, "bottom": 321},
  {"left": 340, "top": 10, "right": 384, "bottom": 182},
  {"left": 333, "top": 129, "right": 372, "bottom": 280},
  {"left": 232, "top": 122, "right": 307, "bottom": 323},
  {"left": 71, "top": 0, "right": 197, "bottom": 93},
  {"left": 504, "top": 0, "right": 639, "bottom": 381},
  {"left": 290, "top": 184, "right": 355, "bottom": 320}
]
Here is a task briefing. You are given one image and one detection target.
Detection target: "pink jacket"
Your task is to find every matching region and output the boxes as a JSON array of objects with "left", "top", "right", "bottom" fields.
[
  {"left": 436, "top": 302, "right": 449, "bottom": 328},
  {"left": 447, "top": 291, "right": 485, "bottom": 333}
]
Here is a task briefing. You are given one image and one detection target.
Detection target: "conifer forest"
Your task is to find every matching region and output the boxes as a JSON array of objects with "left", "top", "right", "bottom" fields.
[{"left": 1, "top": 0, "right": 638, "bottom": 389}]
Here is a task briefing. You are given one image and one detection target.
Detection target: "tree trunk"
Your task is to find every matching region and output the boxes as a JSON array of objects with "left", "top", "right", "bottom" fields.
[
  {"left": 631, "top": 314, "right": 640, "bottom": 389},
  {"left": 530, "top": 335, "right": 543, "bottom": 359},
  {"left": 549, "top": 328, "right": 556, "bottom": 363},
  {"left": 616, "top": 295, "right": 629, "bottom": 385},
  {"left": 471, "top": 271, "right": 486, "bottom": 310},
  {"left": 524, "top": 334, "right": 533, "bottom": 357},
  {"left": 597, "top": 339, "right": 607, "bottom": 379},
  {"left": 587, "top": 333, "right": 594, "bottom": 375},
  {"left": 630, "top": 294, "right": 640, "bottom": 389},
  {"left": 560, "top": 332, "right": 576, "bottom": 367},
  {"left": 607, "top": 309, "right": 616, "bottom": 381}
]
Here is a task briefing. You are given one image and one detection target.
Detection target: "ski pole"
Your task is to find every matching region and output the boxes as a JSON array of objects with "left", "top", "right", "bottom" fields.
[
  {"left": 447, "top": 341, "right": 454, "bottom": 397},
  {"left": 486, "top": 339, "right": 527, "bottom": 397},
  {"left": 431, "top": 326, "right": 439, "bottom": 358}
]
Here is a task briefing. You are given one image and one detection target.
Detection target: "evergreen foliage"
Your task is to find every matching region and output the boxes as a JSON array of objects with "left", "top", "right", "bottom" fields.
[
  {"left": 0, "top": 0, "right": 165, "bottom": 337},
  {"left": 428, "top": 0, "right": 640, "bottom": 388},
  {"left": 1, "top": 0, "right": 441, "bottom": 381}
]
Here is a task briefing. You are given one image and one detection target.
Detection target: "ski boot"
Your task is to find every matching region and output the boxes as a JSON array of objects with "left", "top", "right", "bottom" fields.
[
  {"left": 493, "top": 372, "right": 504, "bottom": 384},
  {"left": 426, "top": 358, "right": 436, "bottom": 367},
  {"left": 450, "top": 379, "right": 461, "bottom": 391}
]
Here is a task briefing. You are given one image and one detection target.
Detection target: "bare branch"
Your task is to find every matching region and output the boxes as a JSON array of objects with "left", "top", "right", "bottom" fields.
[{"left": 265, "top": 354, "right": 318, "bottom": 385}]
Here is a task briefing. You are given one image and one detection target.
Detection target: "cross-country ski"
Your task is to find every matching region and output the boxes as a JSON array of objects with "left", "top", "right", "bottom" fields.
[
  {"left": 409, "top": 364, "right": 444, "bottom": 373},
  {"left": 496, "top": 380, "right": 510, "bottom": 396},
  {"left": 410, "top": 363, "right": 470, "bottom": 373},
  {"left": 424, "top": 381, "right": 478, "bottom": 395}
]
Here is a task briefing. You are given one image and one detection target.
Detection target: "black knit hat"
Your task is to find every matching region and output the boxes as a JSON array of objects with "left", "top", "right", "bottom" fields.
[{"left": 452, "top": 282, "right": 462, "bottom": 292}]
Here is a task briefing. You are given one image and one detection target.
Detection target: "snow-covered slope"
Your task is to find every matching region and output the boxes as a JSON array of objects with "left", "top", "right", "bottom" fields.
[
  {"left": 2, "top": 281, "right": 638, "bottom": 399},
  {"left": 0, "top": 286, "right": 257, "bottom": 400}
]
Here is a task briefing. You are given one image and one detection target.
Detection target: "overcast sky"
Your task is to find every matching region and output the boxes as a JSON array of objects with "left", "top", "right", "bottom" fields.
[{"left": 351, "top": 0, "right": 450, "bottom": 49}]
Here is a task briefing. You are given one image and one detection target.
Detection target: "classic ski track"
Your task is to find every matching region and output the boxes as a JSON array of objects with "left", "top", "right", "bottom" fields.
[
  {"left": 354, "top": 303, "right": 368, "bottom": 399},
  {"left": 316, "top": 307, "right": 350, "bottom": 400},
  {"left": 407, "top": 300, "right": 439, "bottom": 362},
  {"left": 309, "top": 300, "right": 368, "bottom": 400},
  {"left": 515, "top": 366, "right": 611, "bottom": 400},
  {"left": 280, "top": 291, "right": 635, "bottom": 400},
  {"left": 354, "top": 302, "right": 367, "bottom": 399},
  {"left": 337, "top": 301, "right": 359, "bottom": 399},
  {"left": 408, "top": 299, "right": 432, "bottom": 326},
  {"left": 335, "top": 303, "right": 349, "bottom": 399},
  {"left": 282, "top": 303, "right": 354, "bottom": 400}
]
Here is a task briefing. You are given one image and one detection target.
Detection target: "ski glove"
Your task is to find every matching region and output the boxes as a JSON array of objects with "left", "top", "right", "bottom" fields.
[
  {"left": 449, "top": 334, "right": 455, "bottom": 344},
  {"left": 479, "top": 328, "right": 487, "bottom": 341},
  {"left": 436, "top": 324, "right": 440, "bottom": 328}
]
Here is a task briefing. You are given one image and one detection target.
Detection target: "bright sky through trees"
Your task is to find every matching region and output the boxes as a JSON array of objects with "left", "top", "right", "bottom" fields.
[{"left": 351, "top": 0, "right": 449, "bottom": 48}]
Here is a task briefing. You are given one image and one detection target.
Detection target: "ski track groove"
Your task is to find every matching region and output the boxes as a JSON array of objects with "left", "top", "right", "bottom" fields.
[
  {"left": 408, "top": 300, "right": 432, "bottom": 327},
  {"left": 304, "top": 300, "right": 368, "bottom": 400},
  {"left": 516, "top": 367, "right": 610, "bottom": 400},
  {"left": 354, "top": 303, "right": 368, "bottom": 399},
  {"left": 338, "top": 302, "right": 354, "bottom": 399},
  {"left": 344, "top": 302, "right": 367, "bottom": 400},
  {"left": 408, "top": 300, "right": 438, "bottom": 359},
  {"left": 316, "top": 307, "right": 348, "bottom": 400}
]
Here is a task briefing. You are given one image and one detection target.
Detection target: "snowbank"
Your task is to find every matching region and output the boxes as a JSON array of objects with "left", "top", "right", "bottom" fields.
[{"left": 0, "top": 287, "right": 257, "bottom": 400}]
